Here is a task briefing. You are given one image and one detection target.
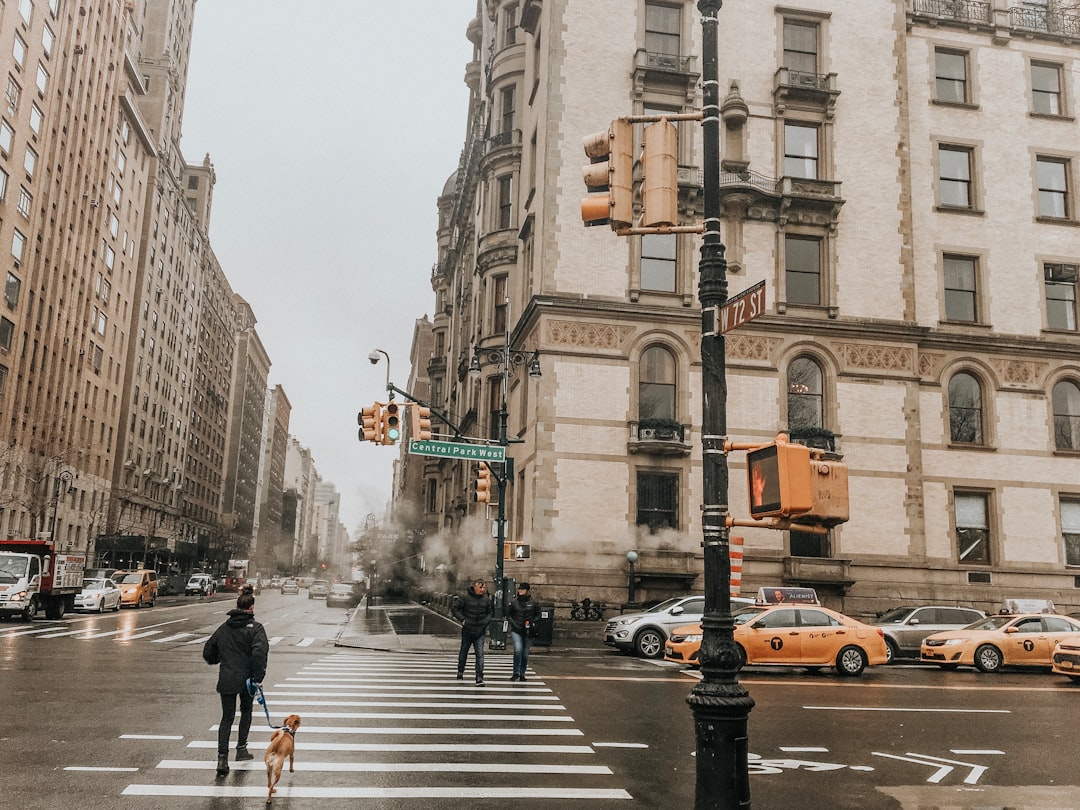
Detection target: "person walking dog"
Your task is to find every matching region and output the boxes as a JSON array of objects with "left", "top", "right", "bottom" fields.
[
  {"left": 203, "top": 591, "right": 269, "bottom": 777},
  {"left": 451, "top": 578, "right": 493, "bottom": 685},
  {"left": 507, "top": 581, "right": 541, "bottom": 681}
]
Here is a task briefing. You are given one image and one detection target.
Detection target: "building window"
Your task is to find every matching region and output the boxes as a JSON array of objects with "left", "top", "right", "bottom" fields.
[
  {"left": 4, "top": 76, "right": 19, "bottom": 116},
  {"left": 496, "top": 175, "right": 512, "bottom": 229},
  {"left": 16, "top": 187, "right": 29, "bottom": 217},
  {"left": 1032, "top": 62, "right": 1063, "bottom": 115},
  {"left": 0, "top": 316, "right": 12, "bottom": 351},
  {"left": 11, "top": 229, "right": 25, "bottom": 264},
  {"left": 0, "top": 168, "right": 7, "bottom": 202},
  {"left": 13, "top": 35, "right": 26, "bottom": 70},
  {"left": 4, "top": 272, "right": 19, "bottom": 308},
  {"left": 35, "top": 63, "right": 47, "bottom": 95},
  {"left": 500, "top": 85, "right": 515, "bottom": 135},
  {"left": 492, "top": 274, "right": 508, "bottom": 335},
  {"left": 28, "top": 103, "right": 41, "bottom": 135},
  {"left": 503, "top": 5, "right": 517, "bottom": 47},
  {"left": 948, "top": 371, "right": 983, "bottom": 444},
  {"left": 1045, "top": 263, "right": 1078, "bottom": 331},
  {"left": 790, "top": 530, "right": 828, "bottom": 558},
  {"left": 939, "top": 145, "right": 973, "bottom": 208},
  {"left": 955, "top": 491, "right": 990, "bottom": 565},
  {"left": 943, "top": 254, "right": 978, "bottom": 322},
  {"left": 785, "top": 235, "right": 821, "bottom": 305},
  {"left": 426, "top": 479, "right": 438, "bottom": 514},
  {"left": 0, "top": 363, "right": 7, "bottom": 394},
  {"left": 641, "top": 234, "right": 676, "bottom": 292},
  {"left": 1053, "top": 379, "right": 1080, "bottom": 451},
  {"left": 639, "top": 345, "right": 676, "bottom": 421},
  {"left": 783, "top": 19, "right": 818, "bottom": 74},
  {"left": 934, "top": 48, "right": 968, "bottom": 104},
  {"left": 41, "top": 25, "right": 54, "bottom": 57},
  {"left": 1036, "top": 157, "right": 1069, "bottom": 219},
  {"left": 1063, "top": 498, "right": 1080, "bottom": 565},
  {"left": 645, "top": 2, "right": 681, "bottom": 56},
  {"left": 637, "top": 471, "right": 678, "bottom": 532},
  {"left": 488, "top": 379, "right": 501, "bottom": 442},
  {"left": 787, "top": 356, "right": 823, "bottom": 430},
  {"left": 784, "top": 123, "right": 818, "bottom": 179},
  {"left": 19, "top": 0, "right": 32, "bottom": 26},
  {"left": 0, "top": 119, "right": 12, "bottom": 153},
  {"left": 23, "top": 145, "right": 35, "bottom": 180}
]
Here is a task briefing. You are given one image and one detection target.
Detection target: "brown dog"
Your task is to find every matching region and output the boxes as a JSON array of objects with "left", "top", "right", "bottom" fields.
[{"left": 264, "top": 714, "right": 301, "bottom": 804}]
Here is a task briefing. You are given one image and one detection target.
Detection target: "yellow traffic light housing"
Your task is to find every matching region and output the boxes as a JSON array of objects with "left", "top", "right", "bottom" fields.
[
  {"left": 411, "top": 405, "right": 433, "bottom": 440},
  {"left": 474, "top": 462, "right": 492, "bottom": 504},
  {"left": 641, "top": 119, "right": 678, "bottom": 227},
  {"left": 581, "top": 118, "right": 633, "bottom": 230},
  {"left": 746, "top": 435, "right": 849, "bottom": 527},
  {"left": 358, "top": 403, "right": 382, "bottom": 444},
  {"left": 380, "top": 401, "right": 401, "bottom": 445}
]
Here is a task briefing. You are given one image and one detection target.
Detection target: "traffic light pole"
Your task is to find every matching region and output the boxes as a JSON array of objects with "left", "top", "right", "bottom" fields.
[{"left": 687, "top": 2, "right": 755, "bottom": 809}]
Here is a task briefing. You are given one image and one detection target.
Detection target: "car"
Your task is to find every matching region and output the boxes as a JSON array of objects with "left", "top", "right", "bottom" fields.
[
  {"left": 871, "top": 605, "right": 986, "bottom": 663},
  {"left": 1051, "top": 634, "right": 1080, "bottom": 681},
  {"left": 920, "top": 612, "right": 1080, "bottom": 672},
  {"left": 308, "top": 579, "right": 330, "bottom": 599},
  {"left": 269, "top": 576, "right": 282, "bottom": 590},
  {"left": 665, "top": 605, "right": 767, "bottom": 665},
  {"left": 184, "top": 574, "right": 216, "bottom": 596},
  {"left": 280, "top": 578, "right": 300, "bottom": 595},
  {"left": 113, "top": 569, "right": 159, "bottom": 608},
  {"left": 74, "top": 577, "right": 121, "bottom": 613},
  {"left": 604, "top": 595, "right": 706, "bottom": 658},
  {"left": 325, "top": 583, "right": 358, "bottom": 608}
]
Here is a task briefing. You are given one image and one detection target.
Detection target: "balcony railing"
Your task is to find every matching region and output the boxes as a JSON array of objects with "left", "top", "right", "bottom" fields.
[
  {"left": 718, "top": 169, "right": 780, "bottom": 195},
  {"left": 636, "top": 49, "right": 695, "bottom": 72},
  {"left": 912, "top": 0, "right": 992, "bottom": 24},
  {"left": 1009, "top": 6, "right": 1080, "bottom": 37}
]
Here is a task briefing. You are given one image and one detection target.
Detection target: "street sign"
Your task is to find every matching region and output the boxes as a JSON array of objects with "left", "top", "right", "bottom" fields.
[
  {"left": 702, "top": 279, "right": 766, "bottom": 336},
  {"left": 408, "top": 439, "right": 506, "bottom": 463}
]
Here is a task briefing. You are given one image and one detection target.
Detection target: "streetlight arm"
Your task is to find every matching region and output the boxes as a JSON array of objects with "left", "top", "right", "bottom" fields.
[{"left": 385, "top": 383, "right": 466, "bottom": 440}]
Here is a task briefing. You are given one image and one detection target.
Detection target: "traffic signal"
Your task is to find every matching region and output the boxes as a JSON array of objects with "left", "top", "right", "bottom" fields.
[
  {"left": 746, "top": 437, "right": 849, "bottom": 527},
  {"left": 411, "top": 405, "right": 432, "bottom": 440},
  {"left": 474, "top": 462, "right": 491, "bottom": 504},
  {"left": 641, "top": 119, "right": 678, "bottom": 227},
  {"left": 581, "top": 118, "right": 633, "bottom": 230},
  {"left": 380, "top": 401, "right": 401, "bottom": 445},
  {"left": 358, "top": 403, "right": 382, "bottom": 443}
]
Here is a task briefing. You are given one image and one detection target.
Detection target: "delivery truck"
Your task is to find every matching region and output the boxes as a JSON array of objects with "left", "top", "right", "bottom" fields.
[{"left": 0, "top": 539, "right": 86, "bottom": 620}]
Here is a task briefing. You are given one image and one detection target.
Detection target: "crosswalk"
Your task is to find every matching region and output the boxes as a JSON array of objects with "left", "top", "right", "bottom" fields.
[
  {"left": 109, "top": 650, "right": 634, "bottom": 802},
  {"left": 0, "top": 619, "right": 333, "bottom": 648}
]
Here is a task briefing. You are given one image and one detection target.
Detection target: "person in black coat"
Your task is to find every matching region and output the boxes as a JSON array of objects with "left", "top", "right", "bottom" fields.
[
  {"left": 451, "top": 578, "right": 493, "bottom": 684},
  {"left": 507, "top": 582, "right": 541, "bottom": 681},
  {"left": 203, "top": 592, "right": 269, "bottom": 777}
]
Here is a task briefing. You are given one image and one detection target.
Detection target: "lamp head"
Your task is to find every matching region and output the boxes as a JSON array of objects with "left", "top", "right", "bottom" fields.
[
  {"left": 626, "top": 550, "right": 639, "bottom": 564},
  {"left": 468, "top": 351, "right": 482, "bottom": 379},
  {"left": 368, "top": 351, "right": 380, "bottom": 365}
]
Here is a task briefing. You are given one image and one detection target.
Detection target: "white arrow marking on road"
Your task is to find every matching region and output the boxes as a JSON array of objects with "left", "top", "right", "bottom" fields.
[{"left": 872, "top": 751, "right": 988, "bottom": 784}]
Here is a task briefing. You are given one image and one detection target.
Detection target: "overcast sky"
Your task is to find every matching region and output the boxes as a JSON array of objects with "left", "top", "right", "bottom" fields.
[{"left": 180, "top": 1, "right": 476, "bottom": 535}]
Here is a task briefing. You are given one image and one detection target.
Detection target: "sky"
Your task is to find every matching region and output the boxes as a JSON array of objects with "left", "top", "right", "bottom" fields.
[{"left": 180, "top": 1, "right": 476, "bottom": 536}]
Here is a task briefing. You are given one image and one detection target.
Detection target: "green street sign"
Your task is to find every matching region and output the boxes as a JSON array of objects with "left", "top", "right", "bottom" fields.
[{"left": 408, "top": 440, "right": 506, "bottom": 463}]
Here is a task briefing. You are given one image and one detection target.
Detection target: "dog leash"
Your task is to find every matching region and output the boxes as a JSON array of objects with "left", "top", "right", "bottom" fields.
[{"left": 247, "top": 678, "right": 282, "bottom": 730}]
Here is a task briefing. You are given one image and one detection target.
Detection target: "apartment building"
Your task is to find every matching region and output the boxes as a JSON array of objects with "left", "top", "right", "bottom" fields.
[{"left": 407, "top": 0, "right": 1080, "bottom": 615}]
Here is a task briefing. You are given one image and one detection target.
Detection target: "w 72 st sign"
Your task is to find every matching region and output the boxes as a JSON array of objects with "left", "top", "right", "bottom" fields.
[{"left": 701, "top": 280, "right": 766, "bottom": 337}]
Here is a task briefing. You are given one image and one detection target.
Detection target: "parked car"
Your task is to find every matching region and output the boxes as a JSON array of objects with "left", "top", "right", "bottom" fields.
[
  {"left": 604, "top": 595, "right": 705, "bottom": 658},
  {"left": 184, "top": 574, "right": 216, "bottom": 596},
  {"left": 114, "top": 569, "right": 158, "bottom": 608},
  {"left": 280, "top": 578, "right": 300, "bottom": 595},
  {"left": 871, "top": 605, "right": 986, "bottom": 663},
  {"left": 325, "top": 583, "right": 358, "bottom": 608},
  {"left": 74, "top": 577, "right": 122, "bottom": 613},
  {"left": 308, "top": 579, "right": 330, "bottom": 599},
  {"left": 1051, "top": 635, "right": 1080, "bottom": 681},
  {"left": 921, "top": 612, "right": 1080, "bottom": 672}
]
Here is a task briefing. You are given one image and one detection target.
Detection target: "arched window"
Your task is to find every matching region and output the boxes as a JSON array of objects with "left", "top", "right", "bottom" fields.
[
  {"left": 639, "top": 346, "right": 676, "bottom": 421},
  {"left": 787, "top": 356, "right": 823, "bottom": 430},
  {"left": 1053, "top": 379, "right": 1080, "bottom": 451},
  {"left": 948, "top": 372, "right": 983, "bottom": 444}
]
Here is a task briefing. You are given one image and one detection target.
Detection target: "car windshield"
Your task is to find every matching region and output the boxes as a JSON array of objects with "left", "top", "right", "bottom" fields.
[
  {"left": 82, "top": 578, "right": 105, "bottom": 590},
  {"left": 330, "top": 585, "right": 351, "bottom": 594},
  {"left": 733, "top": 606, "right": 766, "bottom": 625},
  {"left": 875, "top": 607, "right": 915, "bottom": 623},
  {"left": 965, "top": 615, "right": 1016, "bottom": 631},
  {"left": 117, "top": 573, "right": 143, "bottom": 584},
  {"left": 0, "top": 557, "right": 28, "bottom": 583},
  {"left": 644, "top": 597, "right": 685, "bottom": 613}
]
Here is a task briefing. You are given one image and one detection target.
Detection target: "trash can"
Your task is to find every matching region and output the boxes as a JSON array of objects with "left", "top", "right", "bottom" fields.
[{"left": 533, "top": 601, "right": 555, "bottom": 647}]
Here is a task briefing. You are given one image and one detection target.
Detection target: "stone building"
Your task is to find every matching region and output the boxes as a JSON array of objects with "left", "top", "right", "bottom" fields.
[{"left": 406, "top": 0, "right": 1080, "bottom": 616}]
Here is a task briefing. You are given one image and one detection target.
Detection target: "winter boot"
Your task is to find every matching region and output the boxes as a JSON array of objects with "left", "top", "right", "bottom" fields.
[
  {"left": 235, "top": 745, "right": 253, "bottom": 761},
  {"left": 215, "top": 755, "right": 230, "bottom": 777}
]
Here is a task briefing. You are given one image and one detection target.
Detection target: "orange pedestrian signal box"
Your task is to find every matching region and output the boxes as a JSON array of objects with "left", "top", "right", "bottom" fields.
[{"left": 746, "top": 435, "right": 849, "bottom": 527}]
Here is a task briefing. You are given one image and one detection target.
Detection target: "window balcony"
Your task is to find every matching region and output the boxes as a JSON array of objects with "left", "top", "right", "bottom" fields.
[
  {"left": 628, "top": 419, "right": 691, "bottom": 457},
  {"left": 773, "top": 68, "right": 840, "bottom": 116},
  {"left": 782, "top": 556, "right": 854, "bottom": 590},
  {"left": 910, "top": 0, "right": 992, "bottom": 25},
  {"left": 632, "top": 49, "right": 699, "bottom": 98},
  {"left": 1009, "top": 5, "right": 1080, "bottom": 38},
  {"left": 716, "top": 169, "right": 845, "bottom": 228}
]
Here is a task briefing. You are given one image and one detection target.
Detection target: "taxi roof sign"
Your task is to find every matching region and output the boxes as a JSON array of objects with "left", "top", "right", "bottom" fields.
[{"left": 755, "top": 586, "right": 819, "bottom": 606}]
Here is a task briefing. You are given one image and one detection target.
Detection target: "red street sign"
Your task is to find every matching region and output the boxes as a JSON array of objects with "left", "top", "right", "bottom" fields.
[{"left": 702, "top": 280, "right": 766, "bottom": 336}]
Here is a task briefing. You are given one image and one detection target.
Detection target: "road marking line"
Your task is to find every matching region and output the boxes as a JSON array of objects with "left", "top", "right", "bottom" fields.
[
  {"left": 115, "top": 630, "right": 164, "bottom": 641},
  {"left": 153, "top": 632, "right": 196, "bottom": 643},
  {"left": 255, "top": 711, "right": 573, "bottom": 722},
  {"left": 780, "top": 746, "right": 830, "bottom": 752},
  {"left": 121, "top": 734, "right": 185, "bottom": 740},
  {"left": 269, "top": 636, "right": 285, "bottom": 645},
  {"left": 36, "top": 629, "right": 90, "bottom": 638},
  {"left": 78, "top": 618, "right": 188, "bottom": 639},
  {"left": 122, "top": 785, "right": 632, "bottom": 799},
  {"left": 185, "top": 635, "right": 210, "bottom": 644},
  {"left": 0, "top": 625, "right": 67, "bottom": 637},
  {"left": 156, "top": 759, "right": 612, "bottom": 774},
  {"left": 208, "top": 724, "right": 582, "bottom": 736},
  {"left": 873, "top": 751, "right": 988, "bottom": 784},
  {"left": 186, "top": 741, "right": 595, "bottom": 754},
  {"left": 297, "top": 637, "right": 316, "bottom": 646},
  {"left": 65, "top": 766, "right": 140, "bottom": 772},
  {"left": 805, "top": 706, "right": 1009, "bottom": 714},
  {"left": 593, "top": 742, "right": 649, "bottom": 749},
  {"left": 951, "top": 749, "right": 1005, "bottom": 755}
]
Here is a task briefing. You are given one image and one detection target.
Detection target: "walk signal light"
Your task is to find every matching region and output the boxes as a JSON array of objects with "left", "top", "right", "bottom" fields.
[
  {"left": 380, "top": 401, "right": 401, "bottom": 445},
  {"left": 746, "top": 436, "right": 849, "bottom": 527},
  {"left": 474, "top": 462, "right": 491, "bottom": 504},
  {"left": 641, "top": 119, "right": 678, "bottom": 227},
  {"left": 358, "top": 403, "right": 382, "bottom": 443},
  {"left": 411, "top": 405, "right": 432, "bottom": 440},
  {"left": 581, "top": 118, "right": 633, "bottom": 230}
]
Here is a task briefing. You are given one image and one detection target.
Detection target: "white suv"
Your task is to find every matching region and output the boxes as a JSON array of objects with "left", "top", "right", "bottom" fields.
[{"left": 603, "top": 596, "right": 753, "bottom": 658}]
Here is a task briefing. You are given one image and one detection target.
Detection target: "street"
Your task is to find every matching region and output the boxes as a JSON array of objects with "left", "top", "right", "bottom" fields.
[{"left": 1, "top": 593, "right": 1078, "bottom": 809}]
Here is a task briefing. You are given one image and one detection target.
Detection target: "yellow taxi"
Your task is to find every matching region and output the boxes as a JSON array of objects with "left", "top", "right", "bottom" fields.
[
  {"left": 920, "top": 612, "right": 1080, "bottom": 672},
  {"left": 1051, "top": 635, "right": 1080, "bottom": 681},
  {"left": 665, "top": 606, "right": 765, "bottom": 666}
]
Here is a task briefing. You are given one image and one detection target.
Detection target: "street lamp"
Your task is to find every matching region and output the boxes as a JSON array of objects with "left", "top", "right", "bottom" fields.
[
  {"left": 688, "top": 2, "right": 755, "bottom": 808},
  {"left": 468, "top": 335, "right": 541, "bottom": 650},
  {"left": 49, "top": 470, "right": 75, "bottom": 548},
  {"left": 625, "top": 550, "right": 638, "bottom": 604},
  {"left": 368, "top": 349, "right": 392, "bottom": 397}
]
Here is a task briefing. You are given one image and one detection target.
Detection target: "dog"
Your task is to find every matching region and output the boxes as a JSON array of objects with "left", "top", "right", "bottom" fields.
[{"left": 264, "top": 714, "right": 301, "bottom": 804}]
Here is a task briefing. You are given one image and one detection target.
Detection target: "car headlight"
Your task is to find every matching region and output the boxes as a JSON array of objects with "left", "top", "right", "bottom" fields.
[
  {"left": 941, "top": 638, "right": 967, "bottom": 646},
  {"left": 686, "top": 634, "right": 703, "bottom": 643}
]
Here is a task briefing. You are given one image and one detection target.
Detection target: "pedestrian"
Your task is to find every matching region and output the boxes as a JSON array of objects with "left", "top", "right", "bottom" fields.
[
  {"left": 507, "top": 581, "right": 540, "bottom": 681},
  {"left": 202, "top": 591, "right": 269, "bottom": 777},
  {"left": 451, "top": 577, "right": 493, "bottom": 685}
]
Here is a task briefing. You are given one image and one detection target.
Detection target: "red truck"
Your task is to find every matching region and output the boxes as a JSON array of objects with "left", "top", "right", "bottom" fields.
[{"left": 0, "top": 539, "right": 86, "bottom": 620}]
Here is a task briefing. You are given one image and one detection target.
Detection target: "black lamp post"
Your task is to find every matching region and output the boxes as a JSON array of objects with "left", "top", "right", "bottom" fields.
[
  {"left": 49, "top": 470, "right": 75, "bottom": 547},
  {"left": 625, "top": 550, "right": 638, "bottom": 604},
  {"left": 469, "top": 335, "right": 541, "bottom": 651},
  {"left": 687, "top": 2, "right": 755, "bottom": 808}
]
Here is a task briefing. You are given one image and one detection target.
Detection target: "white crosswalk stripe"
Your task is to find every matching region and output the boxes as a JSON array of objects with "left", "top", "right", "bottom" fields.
[
  {"left": 115, "top": 649, "right": 634, "bottom": 802},
  {"left": 0, "top": 621, "right": 327, "bottom": 649}
]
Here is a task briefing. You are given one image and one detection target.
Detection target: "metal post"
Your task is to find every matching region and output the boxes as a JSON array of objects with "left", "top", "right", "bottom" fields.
[
  {"left": 687, "top": 2, "right": 755, "bottom": 808},
  {"left": 626, "top": 550, "right": 638, "bottom": 604},
  {"left": 491, "top": 402, "right": 509, "bottom": 651}
]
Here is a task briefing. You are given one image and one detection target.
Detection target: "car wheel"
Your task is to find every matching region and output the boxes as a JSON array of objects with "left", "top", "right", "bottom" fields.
[
  {"left": 98, "top": 598, "right": 106, "bottom": 614},
  {"left": 974, "top": 644, "right": 1003, "bottom": 673},
  {"left": 136, "top": 595, "right": 144, "bottom": 609},
  {"left": 634, "top": 628, "right": 665, "bottom": 659},
  {"left": 836, "top": 645, "right": 867, "bottom": 677},
  {"left": 113, "top": 597, "right": 121, "bottom": 613},
  {"left": 23, "top": 597, "right": 38, "bottom": 621},
  {"left": 735, "top": 643, "right": 747, "bottom": 669},
  {"left": 884, "top": 638, "right": 898, "bottom": 664},
  {"left": 1066, "top": 674, "right": 1080, "bottom": 683}
]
